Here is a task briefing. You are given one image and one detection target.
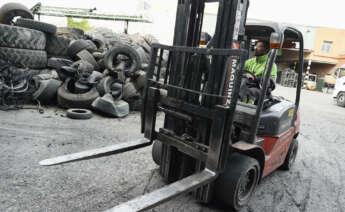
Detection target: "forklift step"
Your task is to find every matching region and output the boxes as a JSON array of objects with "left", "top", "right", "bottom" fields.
[
  {"left": 39, "top": 138, "right": 151, "bottom": 166},
  {"left": 104, "top": 169, "right": 217, "bottom": 212}
]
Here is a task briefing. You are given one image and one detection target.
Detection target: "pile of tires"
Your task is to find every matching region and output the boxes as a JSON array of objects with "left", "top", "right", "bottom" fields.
[{"left": 0, "top": 2, "right": 164, "bottom": 119}]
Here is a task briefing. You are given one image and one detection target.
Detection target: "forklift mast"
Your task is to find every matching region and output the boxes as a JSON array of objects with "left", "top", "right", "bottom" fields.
[{"left": 140, "top": 0, "right": 250, "bottom": 205}]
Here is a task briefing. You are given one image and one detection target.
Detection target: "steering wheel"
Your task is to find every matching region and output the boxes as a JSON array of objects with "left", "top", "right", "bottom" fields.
[{"left": 242, "top": 69, "right": 257, "bottom": 81}]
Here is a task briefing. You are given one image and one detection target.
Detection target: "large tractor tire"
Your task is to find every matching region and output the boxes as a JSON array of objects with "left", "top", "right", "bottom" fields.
[
  {"left": 0, "top": 24, "right": 46, "bottom": 50},
  {"left": 0, "top": 47, "right": 47, "bottom": 68}
]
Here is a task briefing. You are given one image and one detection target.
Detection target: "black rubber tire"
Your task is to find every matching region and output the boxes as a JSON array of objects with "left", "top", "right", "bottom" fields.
[
  {"left": 336, "top": 92, "right": 345, "bottom": 107},
  {"left": 68, "top": 39, "right": 91, "bottom": 58},
  {"left": 91, "top": 36, "right": 105, "bottom": 50},
  {"left": 32, "top": 79, "right": 62, "bottom": 104},
  {"left": 0, "top": 47, "right": 47, "bottom": 68},
  {"left": 123, "top": 82, "right": 139, "bottom": 99},
  {"left": 66, "top": 108, "right": 92, "bottom": 120},
  {"left": 0, "top": 3, "right": 33, "bottom": 25},
  {"left": 215, "top": 153, "right": 260, "bottom": 211},
  {"left": 74, "top": 81, "right": 91, "bottom": 94},
  {"left": 57, "top": 78, "right": 100, "bottom": 109},
  {"left": 104, "top": 44, "right": 141, "bottom": 74},
  {"left": 96, "top": 76, "right": 116, "bottom": 96},
  {"left": 15, "top": 18, "right": 57, "bottom": 35},
  {"left": 0, "top": 24, "right": 46, "bottom": 50},
  {"left": 134, "top": 71, "right": 146, "bottom": 90},
  {"left": 152, "top": 141, "right": 163, "bottom": 165},
  {"left": 280, "top": 139, "right": 299, "bottom": 170},
  {"left": 47, "top": 57, "right": 73, "bottom": 70},
  {"left": 57, "top": 66, "right": 77, "bottom": 79},
  {"left": 92, "top": 52, "right": 104, "bottom": 60},
  {"left": 46, "top": 35, "right": 72, "bottom": 57},
  {"left": 76, "top": 60, "right": 94, "bottom": 73},
  {"left": 85, "top": 40, "right": 97, "bottom": 52},
  {"left": 76, "top": 50, "right": 99, "bottom": 70}
]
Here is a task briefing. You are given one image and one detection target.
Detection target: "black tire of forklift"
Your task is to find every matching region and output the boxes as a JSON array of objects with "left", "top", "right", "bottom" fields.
[
  {"left": 215, "top": 153, "right": 260, "bottom": 211},
  {"left": 0, "top": 3, "right": 33, "bottom": 25},
  {"left": 0, "top": 24, "right": 46, "bottom": 50},
  {"left": 336, "top": 92, "right": 345, "bottom": 107},
  {"left": 280, "top": 139, "right": 299, "bottom": 170},
  {"left": 15, "top": 18, "right": 57, "bottom": 35},
  {"left": 152, "top": 141, "right": 163, "bottom": 166}
]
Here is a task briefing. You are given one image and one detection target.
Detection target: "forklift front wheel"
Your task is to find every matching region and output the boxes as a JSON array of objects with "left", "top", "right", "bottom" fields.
[
  {"left": 215, "top": 153, "right": 260, "bottom": 211},
  {"left": 152, "top": 141, "right": 163, "bottom": 166}
]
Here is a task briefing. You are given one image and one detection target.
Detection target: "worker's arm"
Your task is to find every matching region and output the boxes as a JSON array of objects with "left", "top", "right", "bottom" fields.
[{"left": 270, "top": 63, "right": 277, "bottom": 81}]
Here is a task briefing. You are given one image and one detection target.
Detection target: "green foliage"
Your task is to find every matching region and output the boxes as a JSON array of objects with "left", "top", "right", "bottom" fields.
[{"left": 67, "top": 17, "right": 93, "bottom": 32}]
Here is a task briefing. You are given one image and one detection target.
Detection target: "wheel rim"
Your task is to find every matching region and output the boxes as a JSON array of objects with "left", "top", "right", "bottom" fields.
[
  {"left": 238, "top": 167, "right": 258, "bottom": 203},
  {"left": 339, "top": 94, "right": 345, "bottom": 103}
]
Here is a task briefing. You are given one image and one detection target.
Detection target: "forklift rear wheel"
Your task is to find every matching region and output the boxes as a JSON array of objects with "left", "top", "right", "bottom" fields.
[
  {"left": 336, "top": 92, "right": 345, "bottom": 107},
  {"left": 215, "top": 153, "right": 260, "bottom": 211},
  {"left": 280, "top": 139, "right": 298, "bottom": 170},
  {"left": 152, "top": 141, "right": 163, "bottom": 166}
]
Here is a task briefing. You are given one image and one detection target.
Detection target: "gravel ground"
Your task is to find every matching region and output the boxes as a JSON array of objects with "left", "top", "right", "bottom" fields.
[{"left": 0, "top": 85, "right": 344, "bottom": 212}]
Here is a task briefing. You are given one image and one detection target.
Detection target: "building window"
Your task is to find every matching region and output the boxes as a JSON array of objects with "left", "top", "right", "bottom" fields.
[{"left": 322, "top": 41, "right": 332, "bottom": 53}]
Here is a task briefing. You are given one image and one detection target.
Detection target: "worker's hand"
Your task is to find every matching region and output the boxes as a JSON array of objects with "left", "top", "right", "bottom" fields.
[{"left": 246, "top": 73, "right": 255, "bottom": 80}]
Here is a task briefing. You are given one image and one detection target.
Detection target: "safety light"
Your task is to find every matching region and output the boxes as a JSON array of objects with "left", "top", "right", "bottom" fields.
[{"left": 270, "top": 32, "right": 282, "bottom": 49}]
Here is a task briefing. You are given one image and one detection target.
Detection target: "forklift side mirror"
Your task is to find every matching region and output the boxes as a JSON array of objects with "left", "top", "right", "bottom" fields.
[{"left": 270, "top": 32, "right": 282, "bottom": 49}]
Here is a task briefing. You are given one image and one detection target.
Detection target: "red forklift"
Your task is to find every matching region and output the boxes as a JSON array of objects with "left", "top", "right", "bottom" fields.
[{"left": 40, "top": 0, "right": 304, "bottom": 211}]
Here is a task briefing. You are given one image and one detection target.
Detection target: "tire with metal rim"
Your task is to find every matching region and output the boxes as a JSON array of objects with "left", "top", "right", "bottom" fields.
[
  {"left": 15, "top": 18, "right": 57, "bottom": 34},
  {"left": 0, "top": 24, "right": 46, "bottom": 50},
  {"left": 336, "top": 92, "right": 345, "bottom": 107},
  {"left": 0, "top": 3, "right": 33, "bottom": 25},
  {"left": 215, "top": 153, "right": 260, "bottom": 211},
  {"left": 280, "top": 139, "right": 299, "bottom": 170},
  {"left": 66, "top": 108, "right": 92, "bottom": 120}
]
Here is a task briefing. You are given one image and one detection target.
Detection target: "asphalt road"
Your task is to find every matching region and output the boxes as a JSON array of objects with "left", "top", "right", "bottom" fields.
[{"left": 0, "top": 85, "right": 344, "bottom": 212}]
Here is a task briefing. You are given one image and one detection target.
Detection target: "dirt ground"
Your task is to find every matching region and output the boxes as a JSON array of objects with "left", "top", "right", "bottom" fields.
[{"left": 1, "top": 85, "right": 344, "bottom": 212}]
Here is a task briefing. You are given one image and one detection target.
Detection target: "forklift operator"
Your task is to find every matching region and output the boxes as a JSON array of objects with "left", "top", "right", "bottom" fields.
[{"left": 242, "top": 40, "right": 277, "bottom": 103}]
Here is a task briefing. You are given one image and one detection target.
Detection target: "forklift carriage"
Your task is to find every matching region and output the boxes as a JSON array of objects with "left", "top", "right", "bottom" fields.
[{"left": 40, "top": 1, "right": 304, "bottom": 211}]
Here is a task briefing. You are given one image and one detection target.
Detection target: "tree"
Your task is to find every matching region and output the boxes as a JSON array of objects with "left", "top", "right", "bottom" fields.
[{"left": 67, "top": 17, "right": 93, "bottom": 32}]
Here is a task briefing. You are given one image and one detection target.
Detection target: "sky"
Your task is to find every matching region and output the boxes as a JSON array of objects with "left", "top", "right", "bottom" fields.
[
  {"left": 1, "top": 0, "right": 345, "bottom": 43},
  {"left": 2, "top": 0, "right": 345, "bottom": 28}
]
